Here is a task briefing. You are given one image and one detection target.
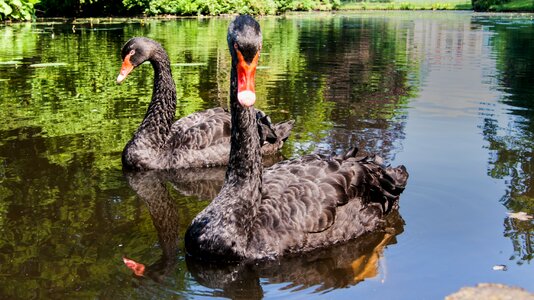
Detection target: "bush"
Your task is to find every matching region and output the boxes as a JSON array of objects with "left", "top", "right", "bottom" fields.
[
  {"left": 35, "top": 0, "right": 128, "bottom": 17},
  {"left": 5, "top": 0, "right": 341, "bottom": 19},
  {"left": 122, "top": 0, "right": 335, "bottom": 15},
  {"left": 472, "top": 0, "right": 508, "bottom": 11},
  {"left": 0, "top": 0, "right": 39, "bottom": 20},
  {"left": 399, "top": 2, "right": 414, "bottom": 9}
]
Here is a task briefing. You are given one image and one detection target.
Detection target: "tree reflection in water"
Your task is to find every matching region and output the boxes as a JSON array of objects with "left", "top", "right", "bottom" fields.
[{"left": 476, "top": 16, "right": 534, "bottom": 264}]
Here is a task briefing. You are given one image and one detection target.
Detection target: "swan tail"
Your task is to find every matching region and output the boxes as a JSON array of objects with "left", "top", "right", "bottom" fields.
[
  {"left": 363, "top": 159, "right": 408, "bottom": 214},
  {"left": 256, "top": 110, "right": 277, "bottom": 145},
  {"left": 337, "top": 147, "right": 408, "bottom": 215},
  {"left": 255, "top": 110, "right": 295, "bottom": 156}
]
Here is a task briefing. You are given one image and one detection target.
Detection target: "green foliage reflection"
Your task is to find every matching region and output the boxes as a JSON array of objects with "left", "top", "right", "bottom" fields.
[{"left": 0, "top": 16, "right": 411, "bottom": 298}]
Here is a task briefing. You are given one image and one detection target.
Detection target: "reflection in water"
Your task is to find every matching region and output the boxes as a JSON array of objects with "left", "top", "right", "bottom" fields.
[
  {"left": 264, "top": 16, "right": 412, "bottom": 158},
  {"left": 187, "top": 212, "right": 404, "bottom": 298},
  {"left": 123, "top": 171, "right": 182, "bottom": 283},
  {"left": 298, "top": 17, "right": 411, "bottom": 159},
  {"left": 473, "top": 16, "right": 534, "bottom": 264},
  {"left": 112, "top": 169, "right": 231, "bottom": 298},
  {"left": 124, "top": 168, "right": 404, "bottom": 297}
]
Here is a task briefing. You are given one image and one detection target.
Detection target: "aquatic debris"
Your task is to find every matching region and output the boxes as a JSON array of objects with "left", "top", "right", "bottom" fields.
[
  {"left": 29, "top": 62, "right": 68, "bottom": 68},
  {"left": 492, "top": 265, "right": 507, "bottom": 271},
  {"left": 507, "top": 211, "right": 533, "bottom": 221},
  {"left": 172, "top": 62, "right": 207, "bottom": 67}
]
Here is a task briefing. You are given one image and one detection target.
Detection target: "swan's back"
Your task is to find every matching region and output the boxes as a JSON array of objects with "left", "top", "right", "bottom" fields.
[
  {"left": 169, "top": 107, "right": 231, "bottom": 150},
  {"left": 248, "top": 149, "right": 408, "bottom": 258},
  {"left": 169, "top": 107, "right": 293, "bottom": 154}
]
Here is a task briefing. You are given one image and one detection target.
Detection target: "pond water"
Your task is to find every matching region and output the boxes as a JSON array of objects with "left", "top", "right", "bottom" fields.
[{"left": 0, "top": 11, "right": 533, "bottom": 299}]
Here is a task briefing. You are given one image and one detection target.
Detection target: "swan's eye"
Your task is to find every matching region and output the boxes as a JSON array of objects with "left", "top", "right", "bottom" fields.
[
  {"left": 234, "top": 43, "right": 239, "bottom": 51},
  {"left": 129, "top": 50, "right": 135, "bottom": 56}
]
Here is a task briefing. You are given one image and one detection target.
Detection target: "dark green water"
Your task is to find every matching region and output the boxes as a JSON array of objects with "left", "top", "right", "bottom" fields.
[{"left": 0, "top": 12, "right": 533, "bottom": 299}]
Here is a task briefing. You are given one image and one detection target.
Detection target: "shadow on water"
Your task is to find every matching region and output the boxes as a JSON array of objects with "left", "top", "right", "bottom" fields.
[{"left": 122, "top": 169, "right": 404, "bottom": 298}]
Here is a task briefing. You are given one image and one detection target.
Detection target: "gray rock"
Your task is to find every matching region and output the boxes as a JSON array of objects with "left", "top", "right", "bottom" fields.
[{"left": 446, "top": 283, "right": 534, "bottom": 300}]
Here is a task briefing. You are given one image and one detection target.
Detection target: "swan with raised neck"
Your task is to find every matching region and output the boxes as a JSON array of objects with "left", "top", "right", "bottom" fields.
[{"left": 185, "top": 15, "right": 409, "bottom": 262}]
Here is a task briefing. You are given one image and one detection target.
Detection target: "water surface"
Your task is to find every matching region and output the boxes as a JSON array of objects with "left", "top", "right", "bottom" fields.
[{"left": 0, "top": 11, "right": 533, "bottom": 299}]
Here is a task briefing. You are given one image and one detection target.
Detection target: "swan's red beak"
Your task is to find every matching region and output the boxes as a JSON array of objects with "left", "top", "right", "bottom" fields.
[
  {"left": 236, "top": 49, "right": 259, "bottom": 107},
  {"left": 117, "top": 53, "right": 134, "bottom": 84}
]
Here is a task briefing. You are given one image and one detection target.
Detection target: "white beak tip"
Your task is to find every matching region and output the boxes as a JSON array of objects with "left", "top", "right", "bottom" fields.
[{"left": 237, "top": 90, "right": 256, "bottom": 107}]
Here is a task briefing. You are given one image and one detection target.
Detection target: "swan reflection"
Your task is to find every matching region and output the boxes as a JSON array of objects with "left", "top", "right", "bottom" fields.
[{"left": 187, "top": 211, "right": 404, "bottom": 298}]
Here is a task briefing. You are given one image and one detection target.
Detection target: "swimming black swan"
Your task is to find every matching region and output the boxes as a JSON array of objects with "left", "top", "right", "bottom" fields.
[
  {"left": 184, "top": 15, "right": 409, "bottom": 262},
  {"left": 117, "top": 37, "right": 294, "bottom": 170}
]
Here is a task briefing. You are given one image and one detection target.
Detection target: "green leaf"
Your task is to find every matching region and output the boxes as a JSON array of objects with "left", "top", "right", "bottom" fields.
[{"left": 0, "top": 0, "right": 13, "bottom": 15}]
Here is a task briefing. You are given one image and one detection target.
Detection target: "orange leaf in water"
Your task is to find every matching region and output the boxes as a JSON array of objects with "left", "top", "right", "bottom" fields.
[{"left": 123, "top": 257, "right": 146, "bottom": 276}]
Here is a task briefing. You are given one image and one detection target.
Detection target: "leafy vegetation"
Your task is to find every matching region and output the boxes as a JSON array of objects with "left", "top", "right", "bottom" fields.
[
  {"left": 30, "top": 0, "right": 339, "bottom": 18},
  {"left": 471, "top": 0, "right": 534, "bottom": 11},
  {"left": 0, "top": 0, "right": 38, "bottom": 20},
  {"left": 124, "top": 0, "right": 339, "bottom": 16},
  {"left": 340, "top": 0, "right": 471, "bottom": 10},
  {"left": 4, "top": 0, "right": 534, "bottom": 20},
  {"left": 489, "top": 0, "right": 533, "bottom": 10},
  {"left": 471, "top": 0, "right": 507, "bottom": 10}
]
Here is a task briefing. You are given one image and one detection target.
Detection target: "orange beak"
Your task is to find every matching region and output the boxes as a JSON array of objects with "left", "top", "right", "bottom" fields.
[
  {"left": 117, "top": 53, "right": 134, "bottom": 84},
  {"left": 236, "top": 49, "right": 259, "bottom": 107}
]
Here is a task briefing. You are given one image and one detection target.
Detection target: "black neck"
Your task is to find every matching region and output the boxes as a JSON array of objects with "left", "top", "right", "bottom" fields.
[
  {"left": 135, "top": 50, "right": 176, "bottom": 146},
  {"left": 204, "top": 60, "right": 263, "bottom": 247},
  {"left": 224, "top": 65, "right": 263, "bottom": 190}
]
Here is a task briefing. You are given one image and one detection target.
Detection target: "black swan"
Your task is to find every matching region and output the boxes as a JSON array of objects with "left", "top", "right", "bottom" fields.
[
  {"left": 122, "top": 169, "right": 403, "bottom": 293},
  {"left": 117, "top": 37, "right": 294, "bottom": 170},
  {"left": 184, "top": 15, "right": 409, "bottom": 262}
]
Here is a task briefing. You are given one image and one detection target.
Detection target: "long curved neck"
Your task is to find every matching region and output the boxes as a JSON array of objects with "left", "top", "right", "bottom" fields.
[
  {"left": 206, "top": 61, "right": 263, "bottom": 250},
  {"left": 224, "top": 64, "right": 263, "bottom": 193},
  {"left": 185, "top": 52, "right": 264, "bottom": 260},
  {"left": 135, "top": 50, "right": 176, "bottom": 147}
]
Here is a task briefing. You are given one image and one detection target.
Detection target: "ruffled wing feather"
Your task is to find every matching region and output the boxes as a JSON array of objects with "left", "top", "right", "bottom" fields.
[
  {"left": 254, "top": 148, "right": 408, "bottom": 255},
  {"left": 169, "top": 107, "right": 231, "bottom": 150}
]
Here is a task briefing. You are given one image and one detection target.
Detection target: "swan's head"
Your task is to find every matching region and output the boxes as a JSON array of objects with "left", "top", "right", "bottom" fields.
[
  {"left": 117, "top": 37, "right": 161, "bottom": 84},
  {"left": 228, "top": 15, "right": 262, "bottom": 108}
]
